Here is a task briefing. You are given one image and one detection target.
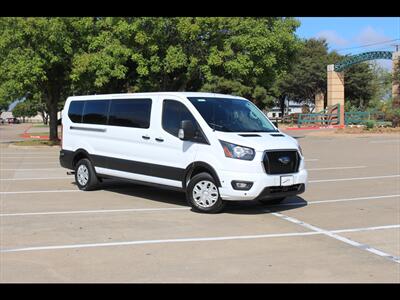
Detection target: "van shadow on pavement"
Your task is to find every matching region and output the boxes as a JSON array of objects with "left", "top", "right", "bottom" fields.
[{"left": 74, "top": 179, "right": 308, "bottom": 215}]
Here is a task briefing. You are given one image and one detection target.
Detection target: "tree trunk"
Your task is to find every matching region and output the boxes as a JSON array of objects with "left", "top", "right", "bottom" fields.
[
  {"left": 45, "top": 81, "right": 62, "bottom": 142},
  {"left": 48, "top": 104, "right": 58, "bottom": 141},
  {"left": 279, "top": 96, "right": 286, "bottom": 116}
]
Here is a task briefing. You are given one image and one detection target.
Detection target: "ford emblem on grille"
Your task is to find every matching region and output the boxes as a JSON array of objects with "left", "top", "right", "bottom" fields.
[{"left": 278, "top": 156, "right": 291, "bottom": 165}]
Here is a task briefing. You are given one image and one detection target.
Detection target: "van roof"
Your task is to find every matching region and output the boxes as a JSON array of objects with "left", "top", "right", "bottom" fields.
[{"left": 67, "top": 92, "right": 247, "bottom": 101}]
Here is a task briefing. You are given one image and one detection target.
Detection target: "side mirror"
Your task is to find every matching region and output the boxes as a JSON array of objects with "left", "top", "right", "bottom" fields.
[{"left": 178, "top": 120, "right": 196, "bottom": 140}]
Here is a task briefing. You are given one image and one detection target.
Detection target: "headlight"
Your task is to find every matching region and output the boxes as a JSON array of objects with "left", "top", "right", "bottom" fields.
[{"left": 219, "top": 140, "right": 255, "bottom": 161}]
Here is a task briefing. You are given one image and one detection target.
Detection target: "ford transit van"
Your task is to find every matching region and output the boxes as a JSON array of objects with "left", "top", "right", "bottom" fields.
[{"left": 60, "top": 92, "right": 307, "bottom": 213}]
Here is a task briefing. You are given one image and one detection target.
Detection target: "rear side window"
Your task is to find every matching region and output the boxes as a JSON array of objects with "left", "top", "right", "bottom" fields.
[
  {"left": 82, "top": 100, "right": 110, "bottom": 125},
  {"left": 108, "top": 99, "right": 152, "bottom": 128},
  {"left": 68, "top": 101, "right": 85, "bottom": 123},
  {"left": 162, "top": 100, "right": 198, "bottom": 137}
]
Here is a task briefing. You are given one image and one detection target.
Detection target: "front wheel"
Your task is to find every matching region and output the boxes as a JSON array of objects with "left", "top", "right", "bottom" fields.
[{"left": 186, "top": 172, "right": 225, "bottom": 213}]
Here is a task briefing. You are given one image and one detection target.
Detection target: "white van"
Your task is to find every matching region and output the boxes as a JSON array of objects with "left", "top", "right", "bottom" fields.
[{"left": 60, "top": 92, "right": 307, "bottom": 213}]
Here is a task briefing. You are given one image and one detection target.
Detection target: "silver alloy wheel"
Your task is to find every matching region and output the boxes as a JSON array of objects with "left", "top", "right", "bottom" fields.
[
  {"left": 192, "top": 180, "right": 219, "bottom": 208},
  {"left": 77, "top": 164, "right": 89, "bottom": 186}
]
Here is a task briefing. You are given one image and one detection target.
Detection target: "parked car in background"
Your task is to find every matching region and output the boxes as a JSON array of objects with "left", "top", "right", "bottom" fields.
[{"left": 7, "top": 117, "right": 20, "bottom": 124}]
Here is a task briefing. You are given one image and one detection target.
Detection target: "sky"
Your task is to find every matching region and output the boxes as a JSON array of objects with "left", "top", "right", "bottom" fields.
[{"left": 295, "top": 17, "right": 400, "bottom": 70}]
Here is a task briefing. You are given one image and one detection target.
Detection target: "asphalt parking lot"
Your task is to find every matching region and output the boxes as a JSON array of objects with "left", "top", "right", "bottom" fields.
[{"left": 0, "top": 124, "right": 399, "bottom": 282}]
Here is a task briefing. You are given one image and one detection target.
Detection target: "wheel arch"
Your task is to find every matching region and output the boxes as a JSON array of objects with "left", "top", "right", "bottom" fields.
[
  {"left": 183, "top": 162, "right": 222, "bottom": 189},
  {"left": 72, "top": 149, "right": 92, "bottom": 168}
]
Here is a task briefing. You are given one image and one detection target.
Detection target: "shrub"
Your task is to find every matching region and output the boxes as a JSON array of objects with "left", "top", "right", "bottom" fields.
[{"left": 364, "top": 120, "right": 376, "bottom": 129}]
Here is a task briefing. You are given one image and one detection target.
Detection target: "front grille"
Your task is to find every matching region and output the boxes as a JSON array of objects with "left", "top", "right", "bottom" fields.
[{"left": 263, "top": 150, "right": 300, "bottom": 174}]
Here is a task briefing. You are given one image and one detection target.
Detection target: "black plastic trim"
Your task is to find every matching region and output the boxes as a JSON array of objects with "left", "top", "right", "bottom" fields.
[
  {"left": 183, "top": 162, "right": 222, "bottom": 188},
  {"left": 87, "top": 154, "right": 185, "bottom": 182},
  {"left": 61, "top": 151, "right": 219, "bottom": 190},
  {"left": 262, "top": 149, "right": 300, "bottom": 175},
  {"left": 254, "top": 184, "right": 305, "bottom": 201},
  {"left": 99, "top": 174, "right": 184, "bottom": 192},
  {"left": 59, "top": 149, "right": 74, "bottom": 170}
]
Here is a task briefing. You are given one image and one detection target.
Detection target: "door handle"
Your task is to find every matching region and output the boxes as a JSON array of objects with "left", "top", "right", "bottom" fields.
[
  {"left": 142, "top": 135, "right": 150, "bottom": 140},
  {"left": 155, "top": 138, "right": 164, "bottom": 142}
]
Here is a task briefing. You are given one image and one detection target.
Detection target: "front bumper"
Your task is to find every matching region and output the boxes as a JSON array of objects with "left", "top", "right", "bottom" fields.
[{"left": 218, "top": 169, "right": 308, "bottom": 201}]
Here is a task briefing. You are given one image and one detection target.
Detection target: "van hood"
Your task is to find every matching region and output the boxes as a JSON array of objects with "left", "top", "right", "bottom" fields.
[{"left": 213, "top": 131, "right": 299, "bottom": 152}]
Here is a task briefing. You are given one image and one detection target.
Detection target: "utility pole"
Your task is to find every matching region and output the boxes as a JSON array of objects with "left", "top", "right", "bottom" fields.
[{"left": 391, "top": 44, "right": 400, "bottom": 52}]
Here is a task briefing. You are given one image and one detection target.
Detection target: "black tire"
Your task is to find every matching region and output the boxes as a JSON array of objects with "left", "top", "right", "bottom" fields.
[
  {"left": 258, "top": 197, "right": 286, "bottom": 205},
  {"left": 74, "top": 158, "right": 99, "bottom": 191},
  {"left": 186, "top": 172, "right": 226, "bottom": 213}
]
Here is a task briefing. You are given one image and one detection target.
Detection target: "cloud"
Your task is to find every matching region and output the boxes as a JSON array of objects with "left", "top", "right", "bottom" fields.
[
  {"left": 315, "top": 30, "right": 349, "bottom": 47},
  {"left": 354, "top": 26, "right": 391, "bottom": 45}
]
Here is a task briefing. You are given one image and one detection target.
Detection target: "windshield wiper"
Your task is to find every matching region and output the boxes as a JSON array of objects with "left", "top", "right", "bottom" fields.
[{"left": 209, "top": 123, "right": 230, "bottom": 132}]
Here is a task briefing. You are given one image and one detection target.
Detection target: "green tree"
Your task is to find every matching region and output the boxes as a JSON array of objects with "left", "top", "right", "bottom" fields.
[
  {"left": 0, "top": 17, "right": 94, "bottom": 141},
  {"left": 367, "top": 62, "right": 392, "bottom": 110},
  {"left": 272, "top": 38, "right": 333, "bottom": 114},
  {"left": 274, "top": 38, "right": 384, "bottom": 114},
  {"left": 277, "top": 39, "right": 330, "bottom": 102},
  {"left": 344, "top": 62, "right": 376, "bottom": 109},
  {"left": 71, "top": 17, "right": 300, "bottom": 107},
  {"left": 12, "top": 101, "right": 37, "bottom": 122}
]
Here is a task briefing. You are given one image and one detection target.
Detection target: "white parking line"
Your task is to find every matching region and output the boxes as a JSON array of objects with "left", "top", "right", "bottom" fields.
[
  {"left": 270, "top": 212, "right": 400, "bottom": 264},
  {"left": 0, "top": 176, "right": 71, "bottom": 181},
  {"left": 333, "top": 224, "right": 400, "bottom": 234},
  {"left": 0, "top": 190, "right": 80, "bottom": 195},
  {"left": 278, "top": 194, "right": 400, "bottom": 206},
  {"left": 1, "top": 162, "right": 58, "bottom": 165},
  {"left": 0, "top": 232, "right": 320, "bottom": 253},
  {"left": 0, "top": 156, "right": 58, "bottom": 159},
  {"left": 1, "top": 224, "right": 398, "bottom": 253},
  {"left": 309, "top": 174, "right": 400, "bottom": 183},
  {"left": 308, "top": 166, "right": 367, "bottom": 171},
  {"left": 369, "top": 140, "right": 400, "bottom": 144},
  {"left": 0, "top": 168, "right": 62, "bottom": 171},
  {"left": 1, "top": 194, "right": 399, "bottom": 216},
  {"left": 0, "top": 207, "right": 190, "bottom": 217},
  {"left": 0, "top": 153, "right": 58, "bottom": 156}
]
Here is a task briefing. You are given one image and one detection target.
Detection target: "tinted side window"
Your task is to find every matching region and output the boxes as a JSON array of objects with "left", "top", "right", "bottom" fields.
[
  {"left": 68, "top": 101, "right": 84, "bottom": 123},
  {"left": 109, "top": 99, "right": 152, "bottom": 128},
  {"left": 82, "top": 100, "right": 110, "bottom": 125},
  {"left": 162, "top": 100, "right": 198, "bottom": 137}
]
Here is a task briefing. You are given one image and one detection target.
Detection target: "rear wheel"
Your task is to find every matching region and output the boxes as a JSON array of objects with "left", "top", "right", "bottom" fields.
[
  {"left": 74, "top": 158, "right": 99, "bottom": 191},
  {"left": 258, "top": 197, "right": 286, "bottom": 205},
  {"left": 186, "top": 172, "right": 225, "bottom": 213}
]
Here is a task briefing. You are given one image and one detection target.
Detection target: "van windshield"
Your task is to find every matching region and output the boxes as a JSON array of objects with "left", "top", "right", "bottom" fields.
[{"left": 187, "top": 97, "right": 277, "bottom": 133}]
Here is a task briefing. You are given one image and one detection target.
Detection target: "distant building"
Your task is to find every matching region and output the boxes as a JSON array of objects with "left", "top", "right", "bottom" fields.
[
  {"left": 1, "top": 98, "right": 59, "bottom": 123},
  {"left": 265, "top": 100, "right": 315, "bottom": 119}
]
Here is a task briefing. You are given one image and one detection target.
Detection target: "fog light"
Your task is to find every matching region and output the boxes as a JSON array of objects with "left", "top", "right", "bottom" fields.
[{"left": 231, "top": 181, "right": 253, "bottom": 190}]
